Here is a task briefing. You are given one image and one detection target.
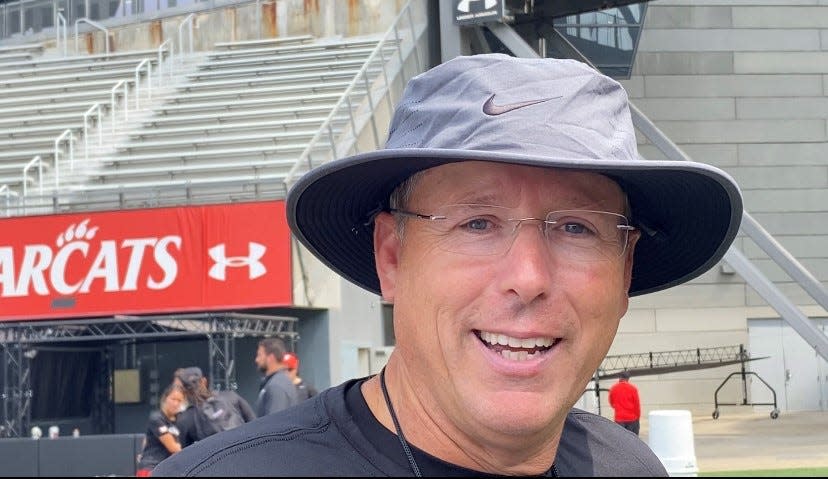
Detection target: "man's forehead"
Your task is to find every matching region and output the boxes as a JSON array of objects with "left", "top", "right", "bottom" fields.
[{"left": 410, "top": 161, "right": 625, "bottom": 207}]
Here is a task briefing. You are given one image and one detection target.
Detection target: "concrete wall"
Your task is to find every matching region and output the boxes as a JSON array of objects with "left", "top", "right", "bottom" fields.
[
  {"left": 611, "top": 0, "right": 828, "bottom": 418},
  {"left": 62, "top": 0, "right": 407, "bottom": 55}
]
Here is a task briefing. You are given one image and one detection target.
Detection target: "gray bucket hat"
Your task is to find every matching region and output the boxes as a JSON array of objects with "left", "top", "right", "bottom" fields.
[{"left": 286, "top": 53, "right": 743, "bottom": 297}]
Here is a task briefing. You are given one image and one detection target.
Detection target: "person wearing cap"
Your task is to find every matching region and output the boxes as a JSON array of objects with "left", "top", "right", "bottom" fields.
[
  {"left": 254, "top": 337, "right": 300, "bottom": 416},
  {"left": 609, "top": 371, "right": 642, "bottom": 436},
  {"left": 154, "top": 53, "right": 742, "bottom": 477},
  {"left": 282, "top": 352, "right": 318, "bottom": 401}
]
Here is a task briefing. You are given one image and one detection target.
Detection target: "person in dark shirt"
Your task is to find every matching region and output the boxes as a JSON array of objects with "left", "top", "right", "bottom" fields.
[
  {"left": 174, "top": 367, "right": 255, "bottom": 447},
  {"left": 136, "top": 384, "right": 184, "bottom": 476},
  {"left": 154, "top": 54, "right": 742, "bottom": 476},
  {"left": 254, "top": 337, "right": 299, "bottom": 416}
]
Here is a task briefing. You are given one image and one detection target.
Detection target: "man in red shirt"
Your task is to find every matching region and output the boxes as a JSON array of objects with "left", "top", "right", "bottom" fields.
[{"left": 609, "top": 371, "right": 641, "bottom": 435}]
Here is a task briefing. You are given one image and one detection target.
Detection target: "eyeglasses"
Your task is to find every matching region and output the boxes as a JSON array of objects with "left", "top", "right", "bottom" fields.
[{"left": 390, "top": 204, "right": 635, "bottom": 261}]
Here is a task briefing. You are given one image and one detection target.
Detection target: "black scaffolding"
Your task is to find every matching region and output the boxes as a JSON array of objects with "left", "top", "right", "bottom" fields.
[{"left": 0, "top": 311, "right": 298, "bottom": 438}]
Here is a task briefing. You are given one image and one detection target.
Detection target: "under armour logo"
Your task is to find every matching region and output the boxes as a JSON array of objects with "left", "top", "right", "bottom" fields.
[{"left": 208, "top": 243, "right": 266, "bottom": 281}]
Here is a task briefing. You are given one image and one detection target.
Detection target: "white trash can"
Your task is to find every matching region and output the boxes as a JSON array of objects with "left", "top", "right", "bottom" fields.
[{"left": 647, "top": 410, "right": 699, "bottom": 477}]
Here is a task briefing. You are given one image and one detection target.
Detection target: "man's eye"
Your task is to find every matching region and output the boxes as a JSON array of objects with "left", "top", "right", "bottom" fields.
[
  {"left": 563, "top": 222, "right": 588, "bottom": 234},
  {"left": 558, "top": 221, "right": 601, "bottom": 237},
  {"left": 458, "top": 217, "right": 495, "bottom": 232}
]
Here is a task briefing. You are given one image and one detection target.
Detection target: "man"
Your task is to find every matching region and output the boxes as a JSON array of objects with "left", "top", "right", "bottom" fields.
[
  {"left": 154, "top": 54, "right": 742, "bottom": 476},
  {"left": 282, "top": 352, "right": 318, "bottom": 400},
  {"left": 254, "top": 337, "right": 300, "bottom": 417},
  {"left": 609, "top": 371, "right": 642, "bottom": 436}
]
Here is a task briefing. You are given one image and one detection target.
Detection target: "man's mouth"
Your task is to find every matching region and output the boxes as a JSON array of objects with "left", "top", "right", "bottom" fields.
[{"left": 476, "top": 330, "right": 558, "bottom": 361}]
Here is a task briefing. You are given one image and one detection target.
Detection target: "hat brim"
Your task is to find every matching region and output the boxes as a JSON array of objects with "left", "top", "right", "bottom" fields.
[{"left": 286, "top": 149, "right": 742, "bottom": 297}]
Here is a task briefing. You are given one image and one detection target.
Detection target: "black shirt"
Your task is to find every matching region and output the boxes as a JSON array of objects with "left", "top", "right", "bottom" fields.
[
  {"left": 138, "top": 411, "right": 180, "bottom": 469},
  {"left": 175, "top": 406, "right": 200, "bottom": 448},
  {"left": 295, "top": 378, "right": 318, "bottom": 401},
  {"left": 154, "top": 378, "right": 667, "bottom": 476}
]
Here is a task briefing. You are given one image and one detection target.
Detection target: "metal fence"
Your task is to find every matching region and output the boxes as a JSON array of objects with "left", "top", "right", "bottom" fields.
[{"left": 0, "top": 0, "right": 249, "bottom": 42}]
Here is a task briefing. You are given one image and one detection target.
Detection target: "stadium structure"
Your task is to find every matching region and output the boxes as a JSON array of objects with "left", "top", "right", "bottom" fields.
[{"left": 0, "top": 0, "right": 826, "bottom": 475}]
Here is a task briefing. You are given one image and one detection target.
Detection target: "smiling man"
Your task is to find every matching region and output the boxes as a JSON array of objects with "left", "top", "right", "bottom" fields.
[{"left": 153, "top": 54, "right": 743, "bottom": 477}]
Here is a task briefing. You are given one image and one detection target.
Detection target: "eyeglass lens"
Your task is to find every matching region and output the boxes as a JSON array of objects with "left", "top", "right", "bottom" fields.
[{"left": 411, "top": 204, "right": 631, "bottom": 261}]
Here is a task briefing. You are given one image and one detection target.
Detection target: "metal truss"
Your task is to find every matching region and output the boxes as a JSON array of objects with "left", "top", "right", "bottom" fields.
[
  {"left": 1, "top": 343, "right": 31, "bottom": 438},
  {"left": 0, "top": 311, "right": 298, "bottom": 437},
  {"left": 589, "top": 344, "right": 767, "bottom": 416},
  {"left": 598, "top": 344, "right": 752, "bottom": 379}
]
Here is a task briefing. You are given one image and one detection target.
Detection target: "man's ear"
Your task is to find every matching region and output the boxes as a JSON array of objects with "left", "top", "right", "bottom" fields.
[{"left": 373, "top": 212, "right": 401, "bottom": 302}]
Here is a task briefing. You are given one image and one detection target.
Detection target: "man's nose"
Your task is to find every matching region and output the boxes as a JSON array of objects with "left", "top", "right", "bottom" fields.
[{"left": 503, "top": 219, "right": 554, "bottom": 303}]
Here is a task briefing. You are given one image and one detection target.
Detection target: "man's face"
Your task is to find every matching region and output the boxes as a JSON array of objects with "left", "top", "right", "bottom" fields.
[
  {"left": 374, "top": 161, "right": 638, "bottom": 442},
  {"left": 255, "top": 346, "right": 270, "bottom": 373}
]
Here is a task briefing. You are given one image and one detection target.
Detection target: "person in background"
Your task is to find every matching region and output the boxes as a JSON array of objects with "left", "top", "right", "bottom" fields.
[
  {"left": 174, "top": 367, "right": 255, "bottom": 447},
  {"left": 136, "top": 384, "right": 184, "bottom": 476},
  {"left": 609, "top": 370, "right": 642, "bottom": 436},
  {"left": 282, "top": 352, "right": 318, "bottom": 401},
  {"left": 154, "top": 54, "right": 742, "bottom": 476},
  {"left": 254, "top": 337, "right": 300, "bottom": 416},
  {"left": 173, "top": 367, "right": 255, "bottom": 425}
]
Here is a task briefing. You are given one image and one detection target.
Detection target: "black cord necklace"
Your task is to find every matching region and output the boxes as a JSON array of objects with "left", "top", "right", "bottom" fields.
[
  {"left": 380, "top": 367, "right": 422, "bottom": 477},
  {"left": 378, "top": 367, "right": 558, "bottom": 477}
]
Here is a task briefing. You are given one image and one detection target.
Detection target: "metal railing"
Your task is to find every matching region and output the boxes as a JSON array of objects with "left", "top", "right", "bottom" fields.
[
  {"left": 83, "top": 103, "right": 103, "bottom": 162},
  {"left": 0, "top": 0, "right": 257, "bottom": 42},
  {"left": 55, "top": 11, "right": 67, "bottom": 56},
  {"left": 53, "top": 128, "right": 75, "bottom": 188},
  {"left": 22, "top": 155, "right": 45, "bottom": 200},
  {"left": 255, "top": 0, "right": 262, "bottom": 39},
  {"left": 0, "top": 184, "right": 19, "bottom": 216},
  {"left": 134, "top": 58, "right": 152, "bottom": 108},
  {"left": 74, "top": 17, "right": 109, "bottom": 55},
  {"left": 157, "top": 38, "right": 173, "bottom": 81},
  {"left": 283, "top": 0, "right": 427, "bottom": 188},
  {"left": 110, "top": 79, "right": 129, "bottom": 128},
  {"left": 178, "top": 13, "right": 195, "bottom": 65}
]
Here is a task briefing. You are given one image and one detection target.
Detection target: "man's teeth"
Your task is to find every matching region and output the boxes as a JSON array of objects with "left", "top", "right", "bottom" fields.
[
  {"left": 501, "top": 349, "right": 537, "bottom": 361},
  {"left": 479, "top": 330, "right": 555, "bottom": 348},
  {"left": 478, "top": 330, "right": 556, "bottom": 360}
]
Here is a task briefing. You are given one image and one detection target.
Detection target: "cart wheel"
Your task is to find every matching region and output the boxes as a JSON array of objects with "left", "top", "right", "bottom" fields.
[
  {"left": 712, "top": 410, "right": 719, "bottom": 420},
  {"left": 770, "top": 409, "right": 779, "bottom": 419}
]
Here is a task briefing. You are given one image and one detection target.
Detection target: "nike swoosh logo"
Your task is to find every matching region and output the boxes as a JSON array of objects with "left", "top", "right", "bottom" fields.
[{"left": 482, "top": 94, "right": 561, "bottom": 116}]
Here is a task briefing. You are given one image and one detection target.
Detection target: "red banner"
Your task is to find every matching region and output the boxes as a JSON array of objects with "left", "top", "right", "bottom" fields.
[{"left": 0, "top": 201, "right": 292, "bottom": 321}]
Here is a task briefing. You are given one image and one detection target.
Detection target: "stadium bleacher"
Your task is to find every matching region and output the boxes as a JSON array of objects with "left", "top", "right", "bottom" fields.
[
  {"left": 58, "top": 34, "right": 394, "bottom": 196},
  {"left": 0, "top": 2, "right": 426, "bottom": 216},
  {"left": 0, "top": 42, "right": 165, "bottom": 196}
]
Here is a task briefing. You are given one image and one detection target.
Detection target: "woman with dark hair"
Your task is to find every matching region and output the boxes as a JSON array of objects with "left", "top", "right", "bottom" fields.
[
  {"left": 136, "top": 384, "right": 184, "bottom": 476},
  {"left": 174, "top": 367, "right": 255, "bottom": 447}
]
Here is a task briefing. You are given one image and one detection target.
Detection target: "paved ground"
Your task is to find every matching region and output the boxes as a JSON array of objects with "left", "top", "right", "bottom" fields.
[{"left": 639, "top": 408, "right": 828, "bottom": 473}]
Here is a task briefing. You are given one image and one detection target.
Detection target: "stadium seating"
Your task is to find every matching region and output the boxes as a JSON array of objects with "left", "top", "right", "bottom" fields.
[
  {"left": 0, "top": 42, "right": 44, "bottom": 64},
  {"left": 0, "top": 44, "right": 164, "bottom": 194},
  {"left": 0, "top": 4, "right": 427, "bottom": 215},
  {"left": 60, "top": 34, "right": 394, "bottom": 196}
]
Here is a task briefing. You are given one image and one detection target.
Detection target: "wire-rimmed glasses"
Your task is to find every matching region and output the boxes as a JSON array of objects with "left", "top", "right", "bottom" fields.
[{"left": 390, "top": 204, "right": 635, "bottom": 261}]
